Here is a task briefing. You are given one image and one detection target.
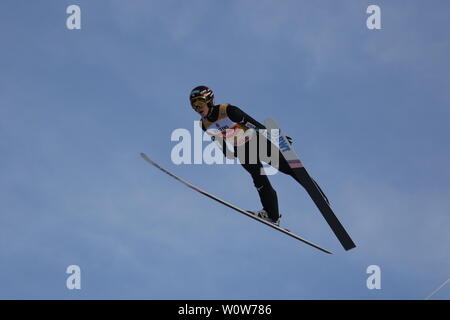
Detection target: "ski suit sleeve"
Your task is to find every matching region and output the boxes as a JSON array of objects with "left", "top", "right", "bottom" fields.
[
  {"left": 227, "top": 105, "right": 295, "bottom": 144},
  {"left": 226, "top": 105, "right": 266, "bottom": 131}
]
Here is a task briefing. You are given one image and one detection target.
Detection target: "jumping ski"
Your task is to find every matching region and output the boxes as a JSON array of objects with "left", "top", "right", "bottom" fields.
[
  {"left": 140, "top": 152, "right": 332, "bottom": 254},
  {"left": 263, "top": 118, "right": 356, "bottom": 251}
]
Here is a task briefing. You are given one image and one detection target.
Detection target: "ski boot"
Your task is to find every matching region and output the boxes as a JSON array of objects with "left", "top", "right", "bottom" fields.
[{"left": 248, "top": 209, "right": 281, "bottom": 226}]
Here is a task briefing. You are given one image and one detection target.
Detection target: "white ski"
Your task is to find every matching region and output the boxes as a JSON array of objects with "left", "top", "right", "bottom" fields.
[{"left": 140, "top": 153, "right": 332, "bottom": 254}]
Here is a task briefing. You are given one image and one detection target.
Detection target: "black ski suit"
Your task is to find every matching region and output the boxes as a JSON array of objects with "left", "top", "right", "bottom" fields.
[{"left": 201, "top": 104, "right": 309, "bottom": 222}]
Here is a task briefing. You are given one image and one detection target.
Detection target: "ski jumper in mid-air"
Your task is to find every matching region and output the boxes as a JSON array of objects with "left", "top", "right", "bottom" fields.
[{"left": 189, "top": 85, "right": 328, "bottom": 225}]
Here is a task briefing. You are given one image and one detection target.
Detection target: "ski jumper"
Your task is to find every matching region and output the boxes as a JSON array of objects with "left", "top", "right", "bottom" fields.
[{"left": 200, "top": 104, "right": 304, "bottom": 221}]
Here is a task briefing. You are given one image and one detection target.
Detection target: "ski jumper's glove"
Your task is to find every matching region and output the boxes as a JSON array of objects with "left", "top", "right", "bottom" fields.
[{"left": 286, "top": 136, "right": 293, "bottom": 145}]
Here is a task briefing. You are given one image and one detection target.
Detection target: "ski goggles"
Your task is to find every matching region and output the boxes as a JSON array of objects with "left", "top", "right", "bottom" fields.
[{"left": 191, "top": 97, "right": 208, "bottom": 110}]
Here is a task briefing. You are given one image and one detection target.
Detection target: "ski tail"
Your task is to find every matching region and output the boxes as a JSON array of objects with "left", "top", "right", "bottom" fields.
[{"left": 298, "top": 170, "right": 356, "bottom": 250}]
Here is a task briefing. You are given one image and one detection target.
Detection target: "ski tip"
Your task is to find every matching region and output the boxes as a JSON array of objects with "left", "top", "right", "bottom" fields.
[
  {"left": 140, "top": 152, "right": 154, "bottom": 164},
  {"left": 140, "top": 152, "right": 150, "bottom": 161}
]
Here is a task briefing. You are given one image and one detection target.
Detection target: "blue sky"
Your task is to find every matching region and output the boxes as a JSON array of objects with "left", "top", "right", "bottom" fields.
[{"left": 0, "top": 0, "right": 449, "bottom": 299}]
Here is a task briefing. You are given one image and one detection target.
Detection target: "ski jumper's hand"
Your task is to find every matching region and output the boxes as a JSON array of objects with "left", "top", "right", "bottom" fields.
[{"left": 286, "top": 136, "right": 293, "bottom": 145}]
